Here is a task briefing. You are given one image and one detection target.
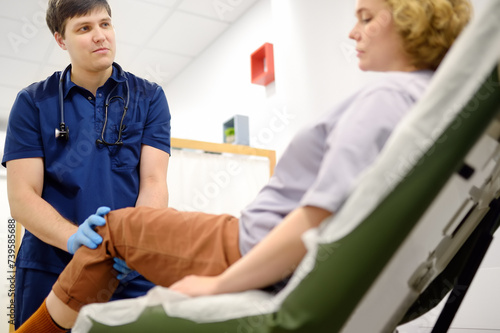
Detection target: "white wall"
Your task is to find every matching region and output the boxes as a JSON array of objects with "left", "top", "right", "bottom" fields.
[{"left": 166, "top": 0, "right": 285, "bottom": 153}]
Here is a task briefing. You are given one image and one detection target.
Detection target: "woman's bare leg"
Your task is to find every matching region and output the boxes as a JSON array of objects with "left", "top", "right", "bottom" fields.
[{"left": 46, "top": 291, "right": 78, "bottom": 328}]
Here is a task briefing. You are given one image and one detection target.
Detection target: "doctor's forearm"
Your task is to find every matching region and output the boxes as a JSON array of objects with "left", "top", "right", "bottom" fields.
[
  {"left": 9, "top": 192, "right": 76, "bottom": 252},
  {"left": 7, "top": 158, "right": 77, "bottom": 252}
]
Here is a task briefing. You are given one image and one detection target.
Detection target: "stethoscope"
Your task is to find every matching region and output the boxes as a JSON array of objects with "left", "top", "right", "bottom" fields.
[{"left": 56, "top": 64, "right": 130, "bottom": 146}]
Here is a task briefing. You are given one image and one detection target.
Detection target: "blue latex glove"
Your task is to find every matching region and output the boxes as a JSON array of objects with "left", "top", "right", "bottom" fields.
[
  {"left": 67, "top": 206, "right": 111, "bottom": 255},
  {"left": 113, "top": 258, "right": 134, "bottom": 280}
]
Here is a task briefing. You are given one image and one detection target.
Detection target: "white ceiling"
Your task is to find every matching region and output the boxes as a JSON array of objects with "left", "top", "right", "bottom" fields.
[{"left": 0, "top": 0, "right": 260, "bottom": 128}]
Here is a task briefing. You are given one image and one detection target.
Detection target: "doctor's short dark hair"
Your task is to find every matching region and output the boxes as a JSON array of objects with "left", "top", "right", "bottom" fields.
[{"left": 46, "top": 0, "right": 112, "bottom": 38}]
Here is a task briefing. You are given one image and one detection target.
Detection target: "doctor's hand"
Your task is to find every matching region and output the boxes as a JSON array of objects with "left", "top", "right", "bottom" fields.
[
  {"left": 113, "top": 258, "right": 134, "bottom": 280},
  {"left": 169, "top": 275, "right": 221, "bottom": 297},
  {"left": 67, "top": 206, "right": 111, "bottom": 255}
]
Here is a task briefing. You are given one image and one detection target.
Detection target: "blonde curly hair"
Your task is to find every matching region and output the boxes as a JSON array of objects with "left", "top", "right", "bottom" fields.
[{"left": 386, "top": 0, "right": 472, "bottom": 70}]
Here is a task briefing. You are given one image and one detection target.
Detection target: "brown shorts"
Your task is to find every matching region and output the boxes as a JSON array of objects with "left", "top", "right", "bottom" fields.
[{"left": 52, "top": 207, "right": 241, "bottom": 311}]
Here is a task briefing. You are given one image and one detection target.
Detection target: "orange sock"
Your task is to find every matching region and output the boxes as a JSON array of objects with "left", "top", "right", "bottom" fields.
[{"left": 15, "top": 299, "right": 68, "bottom": 333}]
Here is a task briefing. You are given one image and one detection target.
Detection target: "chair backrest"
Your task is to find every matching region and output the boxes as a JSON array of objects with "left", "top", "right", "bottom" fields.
[{"left": 338, "top": 65, "right": 500, "bottom": 333}]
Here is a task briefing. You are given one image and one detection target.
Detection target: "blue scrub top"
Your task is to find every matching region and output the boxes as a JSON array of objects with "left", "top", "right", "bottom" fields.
[{"left": 2, "top": 63, "right": 171, "bottom": 274}]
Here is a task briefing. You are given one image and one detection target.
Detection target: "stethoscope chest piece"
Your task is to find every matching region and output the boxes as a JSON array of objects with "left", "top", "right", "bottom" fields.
[{"left": 55, "top": 122, "right": 69, "bottom": 141}]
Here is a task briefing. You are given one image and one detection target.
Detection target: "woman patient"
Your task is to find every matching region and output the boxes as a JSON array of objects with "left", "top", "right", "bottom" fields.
[{"left": 15, "top": 0, "right": 471, "bottom": 331}]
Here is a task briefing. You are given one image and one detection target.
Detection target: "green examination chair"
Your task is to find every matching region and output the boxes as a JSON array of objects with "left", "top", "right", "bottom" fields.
[{"left": 73, "top": 2, "right": 500, "bottom": 332}]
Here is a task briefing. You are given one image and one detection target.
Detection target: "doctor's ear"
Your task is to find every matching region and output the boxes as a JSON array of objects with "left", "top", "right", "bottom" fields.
[{"left": 54, "top": 32, "right": 67, "bottom": 50}]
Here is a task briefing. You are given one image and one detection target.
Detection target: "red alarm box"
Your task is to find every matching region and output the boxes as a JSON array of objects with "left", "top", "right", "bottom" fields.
[{"left": 251, "top": 43, "right": 275, "bottom": 86}]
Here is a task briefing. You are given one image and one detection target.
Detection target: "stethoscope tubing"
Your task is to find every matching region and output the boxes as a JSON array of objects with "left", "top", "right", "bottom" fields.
[{"left": 56, "top": 64, "right": 129, "bottom": 145}]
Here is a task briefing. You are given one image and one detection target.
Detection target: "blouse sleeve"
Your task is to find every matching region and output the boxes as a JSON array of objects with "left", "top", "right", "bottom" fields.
[{"left": 300, "top": 87, "right": 415, "bottom": 211}]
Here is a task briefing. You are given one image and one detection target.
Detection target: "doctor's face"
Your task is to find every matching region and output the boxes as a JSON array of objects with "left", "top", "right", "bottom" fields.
[
  {"left": 55, "top": 7, "right": 116, "bottom": 74},
  {"left": 349, "top": 0, "right": 413, "bottom": 72}
]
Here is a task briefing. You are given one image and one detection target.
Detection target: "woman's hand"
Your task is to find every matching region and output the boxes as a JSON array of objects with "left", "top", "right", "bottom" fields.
[{"left": 170, "top": 275, "right": 221, "bottom": 297}]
